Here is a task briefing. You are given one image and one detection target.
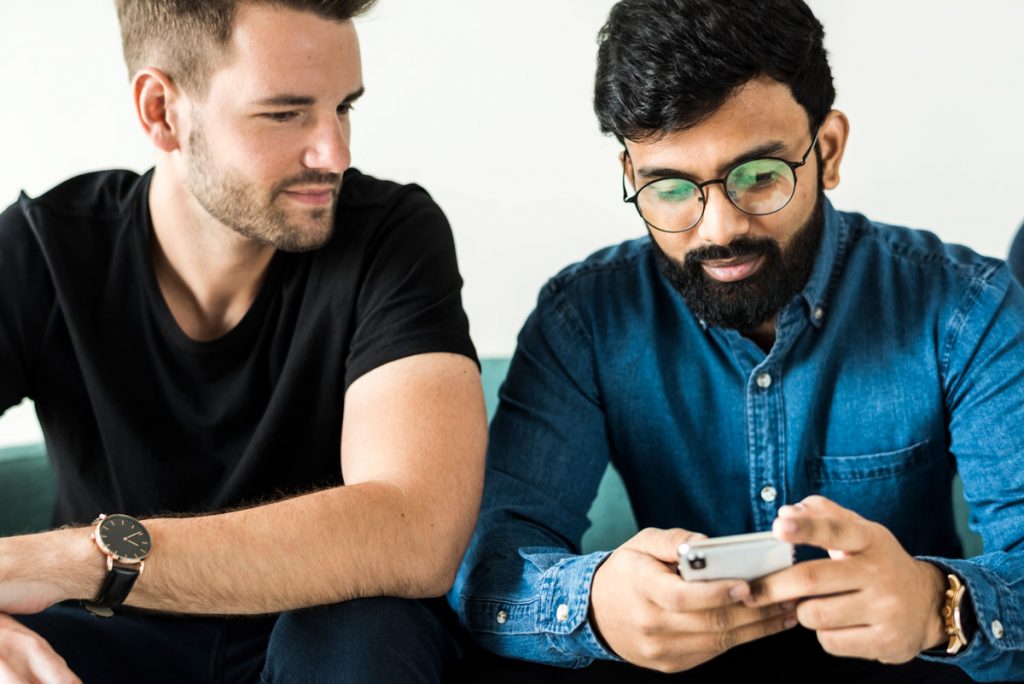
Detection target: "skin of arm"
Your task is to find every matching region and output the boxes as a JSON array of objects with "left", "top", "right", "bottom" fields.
[{"left": 0, "top": 351, "right": 487, "bottom": 616}]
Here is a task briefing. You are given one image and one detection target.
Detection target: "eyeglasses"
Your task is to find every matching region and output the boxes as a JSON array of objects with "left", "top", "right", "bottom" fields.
[{"left": 622, "top": 129, "right": 820, "bottom": 233}]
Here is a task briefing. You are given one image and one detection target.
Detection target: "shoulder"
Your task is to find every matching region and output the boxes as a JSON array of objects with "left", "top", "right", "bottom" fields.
[
  {"left": 545, "top": 237, "right": 653, "bottom": 296},
  {"left": 525, "top": 238, "right": 657, "bottom": 340},
  {"left": 336, "top": 168, "right": 439, "bottom": 220},
  {"left": 839, "top": 210, "right": 1003, "bottom": 285},
  {"left": 836, "top": 210, "right": 1018, "bottom": 347},
  {"left": 329, "top": 168, "right": 451, "bottom": 252},
  {"left": 6, "top": 170, "right": 145, "bottom": 251},
  {"left": 17, "top": 170, "right": 144, "bottom": 225}
]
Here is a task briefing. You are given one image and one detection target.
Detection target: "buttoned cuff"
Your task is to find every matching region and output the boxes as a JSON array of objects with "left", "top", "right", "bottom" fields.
[
  {"left": 916, "top": 557, "right": 1021, "bottom": 671},
  {"left": 535, "top": 550, "right": 622, "bottom": 664}
]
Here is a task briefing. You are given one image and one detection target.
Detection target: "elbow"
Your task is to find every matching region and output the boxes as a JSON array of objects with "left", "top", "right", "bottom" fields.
[
  {"left": 417, "top": 561, "right": 460, "bottom": 598},
  {"left": 403, "top": 514, "right": 477, "bottom": 599},
  {"left": 407, "top": 529, "right": 474, "bottom": 598}
]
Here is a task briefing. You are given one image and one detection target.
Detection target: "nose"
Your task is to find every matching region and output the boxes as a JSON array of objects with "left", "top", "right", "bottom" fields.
[
  {"left": 696, "top": 182, "right": 750, "bottom": 247},
  {"left": 302, "top": 117, "right": 351, "bottom": 175}
]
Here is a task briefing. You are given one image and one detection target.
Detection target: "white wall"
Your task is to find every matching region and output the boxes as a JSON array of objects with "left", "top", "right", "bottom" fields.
[{"left": 1, "top": 1, "right": 1022, "bottom": 446}]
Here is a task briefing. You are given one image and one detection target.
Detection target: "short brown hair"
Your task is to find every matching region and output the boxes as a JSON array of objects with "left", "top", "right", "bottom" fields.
[{"left": 115, "top": 0, "right": 377, "bottom": 95}]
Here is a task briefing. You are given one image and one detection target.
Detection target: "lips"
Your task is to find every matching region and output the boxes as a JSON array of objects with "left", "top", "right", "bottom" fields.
[
  {"left": 280, "top": 187, "right": 336, "bottom": 206},
  {"left": 700, "top": 254, "right": 765, "bottom": 283}
]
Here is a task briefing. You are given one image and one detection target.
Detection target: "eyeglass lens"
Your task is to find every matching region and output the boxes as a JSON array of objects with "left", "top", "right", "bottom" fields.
[{"left": 636, "top": 158, "right": 797, "bottom": 232}]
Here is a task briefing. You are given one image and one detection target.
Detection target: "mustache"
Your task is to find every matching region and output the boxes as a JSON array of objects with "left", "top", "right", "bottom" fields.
[
  {"left": 271, "top": 171, "right": 343, "bottom": 198},
  {"left": 685, "top": 237, "right": 780, "bottom": 265}
]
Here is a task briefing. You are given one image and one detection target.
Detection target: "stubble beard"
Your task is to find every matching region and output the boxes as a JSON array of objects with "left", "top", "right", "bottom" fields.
[{"left": 184, "top": 120, "right": 342, "bottom": 253}]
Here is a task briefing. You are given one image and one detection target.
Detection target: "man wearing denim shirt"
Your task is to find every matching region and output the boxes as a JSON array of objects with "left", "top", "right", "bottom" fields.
[{"left": 451, "top": 0, "right": 1024, "bottom": 681}]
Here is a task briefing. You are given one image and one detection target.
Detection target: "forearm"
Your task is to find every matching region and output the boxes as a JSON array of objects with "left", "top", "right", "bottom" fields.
[{"left": 3, "top": 480, "right": 475, "bottom": 616}]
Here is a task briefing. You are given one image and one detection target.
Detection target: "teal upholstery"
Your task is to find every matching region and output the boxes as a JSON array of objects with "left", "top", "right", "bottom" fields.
[
  {"left": 0, "top": 441, "right": 54, "bottom": 536},
  {"left": 0, "top": 359, "right": 983, "bottom": 559}
]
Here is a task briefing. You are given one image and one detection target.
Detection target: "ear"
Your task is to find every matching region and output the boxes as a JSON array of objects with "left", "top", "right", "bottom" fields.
[
  {"left": 816, "top": 109, "right": 849, "bottom": 191},
  {"left": 620, "top": 146, "right": 636, "bottom": 195},
  {"left": 132, "top": 68, "right": 185, "bottom": 154}
]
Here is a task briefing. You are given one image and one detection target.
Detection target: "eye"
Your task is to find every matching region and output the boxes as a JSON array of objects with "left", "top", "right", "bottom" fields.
[
  {"left": 262, "top": 111, "right": 299, "bottom": 123},
  {"left": 649, "top": 178, "right": 698, "bottom": 203},
  {"left": 337, "top": 102, "right": 355, "bottom": 116}
]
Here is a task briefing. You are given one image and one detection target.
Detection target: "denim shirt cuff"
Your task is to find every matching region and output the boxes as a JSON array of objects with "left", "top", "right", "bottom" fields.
[
  {"left": 537, "top": 550, "right": 623, "bottom": 664},
  {"left": 915, "top": 556, "right": 1022, "bottom": 668}
]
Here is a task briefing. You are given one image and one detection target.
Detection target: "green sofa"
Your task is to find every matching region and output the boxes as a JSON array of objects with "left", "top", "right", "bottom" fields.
[{"left": 0, "top": 358, "right": 983, "bottom": 558}]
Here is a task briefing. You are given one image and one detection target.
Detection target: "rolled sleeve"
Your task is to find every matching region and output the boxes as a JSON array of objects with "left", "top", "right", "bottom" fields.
[
  {"left": 917, "top": 556, "right": 1024, "bottom": 677},
  {"left": 457, "top": 550, "right": 620, "bottom": 667}
]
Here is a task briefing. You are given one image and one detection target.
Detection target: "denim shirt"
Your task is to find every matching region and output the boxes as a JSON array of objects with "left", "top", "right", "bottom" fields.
[{"left": 451, "top": 200, "right": 1024, "bottom": 680}]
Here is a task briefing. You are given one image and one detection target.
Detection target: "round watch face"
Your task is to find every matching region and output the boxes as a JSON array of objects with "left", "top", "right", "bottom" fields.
[{"left": 96, "top": 514, "right": 152, "bottom": 563}]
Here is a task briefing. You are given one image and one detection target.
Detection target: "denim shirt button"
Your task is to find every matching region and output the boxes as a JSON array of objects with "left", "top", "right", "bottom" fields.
[
  {"left": 756, "top": 373, "right": 772, "bottom": 389},
  {"left": 760, "top": 485, "right": 778, "bottom": 503},
  {"left": 814, "top": 306, "right": 825, "bottom": 321},
  {"left": 556, "top": 604, "right": 570, "bottom": 622},
  {"left": 992, "top": 620, "right": 1004, "bottom": 639},
  {"left": 496, "top": 610, "right": 509, "bottom": 625}
]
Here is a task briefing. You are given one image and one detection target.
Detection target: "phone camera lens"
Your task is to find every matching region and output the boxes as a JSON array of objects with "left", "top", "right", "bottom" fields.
[{"left": 687, "top": 552, "right": 706, "bottom": 570}]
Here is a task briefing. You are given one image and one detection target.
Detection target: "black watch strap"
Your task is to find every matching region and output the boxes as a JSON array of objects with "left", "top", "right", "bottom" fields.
[
  {"left": 959, "top": 581, "right": 978, "bottom": 645},
  {"left": 83, "top": 566, "right": 140, "bottom": 618}
]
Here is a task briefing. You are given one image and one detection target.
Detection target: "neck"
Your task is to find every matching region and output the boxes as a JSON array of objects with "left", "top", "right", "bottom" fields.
[
  {"left": 148, "top": 163, "right": 276, "bottom": 342},
  {"left": 745, "top": 320, "right": 777, "bottom": 352}
]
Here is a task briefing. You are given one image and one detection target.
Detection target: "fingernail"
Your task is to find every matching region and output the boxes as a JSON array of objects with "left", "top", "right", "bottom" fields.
[
  {"left": 793, "top": 502, "right": 805, "bottom": 512},
  {"left": 729, "top": 584, "right": 750, "bottom": 600},
  {"left": 784, "top": 616, "right": 798, "bottom": 629}
]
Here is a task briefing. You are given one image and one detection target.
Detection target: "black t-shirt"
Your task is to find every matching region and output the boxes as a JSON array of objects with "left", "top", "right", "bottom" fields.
[{"left": 0, "top": 168, "right": 477, "bottom": 526}]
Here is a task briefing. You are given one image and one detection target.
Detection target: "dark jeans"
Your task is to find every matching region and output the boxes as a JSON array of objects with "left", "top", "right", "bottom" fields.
[
  {"left": 450, "top": 626, "right": 985, "bottom": 684},
  {"left": 15, "top": 596, "right": 461, "bottom": 684},
  {"left": 16, "top": 601, "right": 993, "bottom": 683}
]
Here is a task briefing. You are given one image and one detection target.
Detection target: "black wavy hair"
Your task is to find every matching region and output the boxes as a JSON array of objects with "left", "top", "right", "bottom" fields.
[{"left": 594, "top": 0, "right": 835, "bottom": 142}]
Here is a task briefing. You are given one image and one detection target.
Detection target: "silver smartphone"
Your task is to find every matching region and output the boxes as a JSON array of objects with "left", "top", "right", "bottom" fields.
[{"left": 677, "top": 531, "right": 794, "bottom": 581}]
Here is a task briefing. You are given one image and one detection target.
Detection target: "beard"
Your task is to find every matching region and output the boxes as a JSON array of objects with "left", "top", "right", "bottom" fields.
[
  {"left": 184, "top": 118, "right": 342, "bottom": 253},
  {"left": 652, "top": 190, "right": 825, "bottom": 331}
]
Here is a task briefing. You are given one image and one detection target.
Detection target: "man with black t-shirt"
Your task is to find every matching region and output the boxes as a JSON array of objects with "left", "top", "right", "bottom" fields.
[{"left": 0, "top": 1, "right": 485, "bottom": 682}]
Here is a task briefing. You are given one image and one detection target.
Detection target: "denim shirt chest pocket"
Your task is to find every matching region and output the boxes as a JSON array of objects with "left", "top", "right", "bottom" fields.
[{"left": 805, "top": 440, "right": 949, "bottom": 553}]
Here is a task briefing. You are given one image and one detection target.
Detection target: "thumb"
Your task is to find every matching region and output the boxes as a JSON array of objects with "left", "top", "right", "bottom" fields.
[{"left": 623, "top": 527, "right": 707, "bottom": 564}]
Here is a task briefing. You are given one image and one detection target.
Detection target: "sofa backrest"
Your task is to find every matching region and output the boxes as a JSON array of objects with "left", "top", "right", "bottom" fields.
[{"left": 0, "top": 358, "right": 983, "bottom": 557}]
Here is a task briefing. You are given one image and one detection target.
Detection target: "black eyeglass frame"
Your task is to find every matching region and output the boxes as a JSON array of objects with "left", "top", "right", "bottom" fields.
[{"left": 621, "top": 128, "right": 821, "bottom": 234}]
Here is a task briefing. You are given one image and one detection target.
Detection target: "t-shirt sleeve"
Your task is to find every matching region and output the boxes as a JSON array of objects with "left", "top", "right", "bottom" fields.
[
  {"left": 0, "top": 197, "right": 53, "bottom": 414},
  {"left": 343, "top": 186, "right": 477, "bottom": 389}
]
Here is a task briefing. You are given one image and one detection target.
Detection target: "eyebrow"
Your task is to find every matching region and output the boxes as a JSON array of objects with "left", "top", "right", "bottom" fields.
[
  {"left": 252, "top": 86, "right": 366, "bottom": 108},
  {"left": 635, "top": 139, "right": 790, "bottom": 181}
]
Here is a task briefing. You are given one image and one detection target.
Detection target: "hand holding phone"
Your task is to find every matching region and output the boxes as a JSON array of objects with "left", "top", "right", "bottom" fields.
[
  {"left": 590, "top": 528, "right": 798, "bottom": 674},
  {"left": 678, "top": 531, "right": 793, "bottom": 581}
]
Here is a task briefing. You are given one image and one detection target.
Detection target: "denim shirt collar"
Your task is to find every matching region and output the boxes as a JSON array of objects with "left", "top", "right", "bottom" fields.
[{"left": 799, "top": 197, "right": 845, "bottom": 329}]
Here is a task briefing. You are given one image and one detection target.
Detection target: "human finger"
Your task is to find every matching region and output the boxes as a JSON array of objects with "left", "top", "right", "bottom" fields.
[
  {"left": 651, "top": 600, "right": 797, "bottom": 635},
  {"left": 746, "top": 558, "right": 862, "bottom": 607},
  {"left": 624, "top": 527, "right": 707, "bottom": 564},
  {"left": 0, "top": 659, "right": 27, "bottom": 684},
  {"left": 815, "top": 625, "right": 884, "bottom": 660},
  {"left": 772, "top": 509, "right": 874, "bottom": 555},
  {"left": 26, "top": 648, "right": 80, "bottom": 684},
  {"left": 795, "top": 591, "right": 870, "bottom": 631},
  {"left": 678, "top": 608, "right": 799, "bottom": 655},
  {"left": 647, "top": 571, "right": 751, "bottom": 612}
]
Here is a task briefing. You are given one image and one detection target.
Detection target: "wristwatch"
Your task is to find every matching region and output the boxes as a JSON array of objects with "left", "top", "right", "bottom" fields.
[
  {"left": 942, "top": 572, "right": 973, "bottom": 654},
  {"left": 83, "top": 514, "right": 153, "bottom": 618}
]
